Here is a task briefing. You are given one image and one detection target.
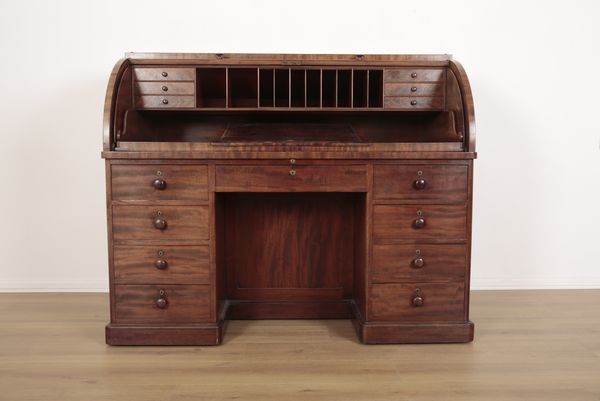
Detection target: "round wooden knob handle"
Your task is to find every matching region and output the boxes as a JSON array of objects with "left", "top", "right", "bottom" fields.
[
  {"left": 413, "top": 257, "right": 425, "bottom": 268},
  {"left": 161, "top": 71, "right": 168, "bottom": 77},
  {"left": 154, "top": 218, "right": 167, "bottom": 230},
  {"left": 411, "top": 72, "right": 418, "bottom": 78},
  {"left": 161, "top": 98, "right": 169, "bottom": 105},
  {"left": 161, "top": 85, "right": 168, "bottom": 92},
  {"left": 155, "top": 259, "right": 168, "bottom": 270},
  {"left": 413, "top": 178, "right": 426, "bottom": 189},
  {"left": 152, "top": 178, "right": 167, "bottom": 190},
  {"left": 410, "top": 100, "right": 418, "bottom": 106},
  {"left": 156, "top": 297, "right": 168, "bottom": 308},
  {"left": 412, "top": 296, "right": 424, "bottom": 307},
  {"left": 414, "top": 217, "right": 426, "bottom": 229}
]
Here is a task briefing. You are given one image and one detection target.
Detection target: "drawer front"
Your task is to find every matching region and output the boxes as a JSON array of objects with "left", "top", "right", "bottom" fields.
[
  {"left": 383, "top": 97, "right": 443, "bottom": 110},
  {"left": 385, "top": 68, "right": 445, "bottom": 82},
  {"left": 370, "top": 283, "right": 465, "bottom": 322},
  {"left": 373, "top": 205, "right": 467, "bottom": 242},
  {"left": 135, "top": 81, "right": 195, "bottom": 95},
  {"left": 134, "top": 67, "right": 195, "bottom": 81},
  {"left": 215, "top": 164, "right": 368, "bottom": 192},
  {"left": 372, "top": 244, "right": 466, "bottom": 283},
  {"left": 135, "top": 95, "right": 195, "bottom": 109},
  {"left": 114, "top": 285, "right": 210, "bottom": 323},
  {"left": 111, "top": 164, "right": 208, "bottom": 202},
  {"left": 373, "top": 164, "right": 468, "bottom": 201},
  {"left": 384, "top": 83, "right": 443, "bottom": 97},
  {"left": 112, "top": 206, "right": 209, "bottom": 241},
  {"left": 114, "top": 245, "right": 210, "bottom": 284}
]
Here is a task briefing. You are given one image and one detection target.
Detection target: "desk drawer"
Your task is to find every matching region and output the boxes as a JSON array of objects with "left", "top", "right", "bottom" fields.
[
  {"left": 114, "top": 284, "right": 210, "bottom": 323},
  {"left": 111, "top": 164, "right": 208, "bottom": 202},
  {"left": 383, "top": 97, "right": 443, "bottom": 110},
  {"left": 114, "top": 245, "right": 210, "bottom": 284},
  {"left": 385, "top": 68, "right": 445, "bottom": 82},
  {"left": 373, "top": 205, "right": 467, "bottom": 243},
  {"left": 134, "top": 67, "right": 195, "bottom": 81},
  {"left": 112, "top": 205, "right": 209, "bottom": 242},
  {"left": 384, "top": 83, "right": 443, "bottom": 97},
  {"left": 370, "top": 283, "right": 465, "bottom": 322},
  {"left": 372, "top": 244, "right": 466, "bottom": 283},
  {"left": 215, "top": 164, "right": 368, "bottom": 192},
  {"left": 135, "top": 81, "right": 195, "bottom": 95},
  {"left": 374, "top": 164, "right": 468, "bottom": 201},
  {"left": 135, "top": 95, "right": 195, "bottom": 109}
]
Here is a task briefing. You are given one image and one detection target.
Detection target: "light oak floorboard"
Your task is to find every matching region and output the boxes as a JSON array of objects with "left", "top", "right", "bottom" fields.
[{"left": 0, "top": 290, "right": 599, "bottom": 401}]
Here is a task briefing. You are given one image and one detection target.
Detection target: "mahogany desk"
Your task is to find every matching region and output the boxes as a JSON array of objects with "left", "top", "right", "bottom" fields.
[{"left": 102, "top": 53, "right": 476, "bottom": 345}]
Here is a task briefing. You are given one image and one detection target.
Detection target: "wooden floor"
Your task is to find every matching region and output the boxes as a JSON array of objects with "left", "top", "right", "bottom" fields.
[{"left": 0, "top": 291, "right": 599, "bottom": 401}]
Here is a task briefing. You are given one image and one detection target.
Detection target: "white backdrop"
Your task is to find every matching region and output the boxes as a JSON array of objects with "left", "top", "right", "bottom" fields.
[{"left": 0, "top": 0, "right": 599, "bottom": 291}]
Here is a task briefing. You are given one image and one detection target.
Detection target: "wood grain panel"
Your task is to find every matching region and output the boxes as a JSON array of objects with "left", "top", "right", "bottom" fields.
[
  {"left": 215, "top": 164, "right": 367, "bottom": 192},
  {"left": 114, "top": 285, "right": 210, "bottom": 323},
  {"left": 135, "top": 95, "right": 195, "bottom": 109},
  {"left": 223, "top": 193, "right": 359, "bottom": 301},
  {"left": 369, "top": 282, "right": 465, "bottom": 322},
  {"left": 372, "top": 244, "right": 466, "bottom": 283},
  {"left": 373, "top": 164, "right": 468, "bottom": 201},
  {"left": 111, "top": 164, "right": 208, "bottom": 202},
  {"left": 135, "top": 82, "right": 195, "bottom": 95},
  {"left": 384, "top": 68, "right": 445, "bottom": 82},
  {"left": 114, "top": 245, "right": 210, "bottom": 284},
  {"left": 373, "top": 204, "right": 467, "bottom": 243},
  {"left": 112, "top": 205, "right": 209, "bottom": 241},
  {"left": 134, "top": 67, "right": 195, "bottom": 81}
]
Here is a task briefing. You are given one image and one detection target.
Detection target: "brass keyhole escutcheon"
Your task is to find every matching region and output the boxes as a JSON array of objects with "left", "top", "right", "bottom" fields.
[{"left": 289, "top": 170, "right": 296, "bottom": 176}]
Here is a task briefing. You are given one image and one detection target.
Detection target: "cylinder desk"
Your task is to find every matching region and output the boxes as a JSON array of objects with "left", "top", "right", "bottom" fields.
[{"left": 102, "top": 53, "right": 476, "bottom": 345}]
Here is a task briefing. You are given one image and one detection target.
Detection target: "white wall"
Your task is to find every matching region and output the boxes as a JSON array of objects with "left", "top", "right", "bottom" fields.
[{"left": 0, "top": 0, "right": 599, "bottom": 291}]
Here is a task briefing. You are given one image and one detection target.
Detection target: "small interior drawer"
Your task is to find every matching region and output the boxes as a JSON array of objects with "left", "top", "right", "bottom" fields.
[
  {"left": 383, "top": 97, "right": 443, "bottom": 110},
  {"left": 135, "top": 95, "right": 195, "bottom": 109},
  {"left": 373, "top": 204, "right": 467, "bottom": 243},
  {"left": 114, "top": 245, "right": 210, "bottom": 284},
  {"left": 373, "top": 164, "right": 468, "bottom": 201},
  {"left": 372, "top": 244, "right": 466, "bottom": 283},
  {"left": 111, "top": 164, "right": 208, "bottom": 202},
  {"left": 385, "top": 68, "right": 445, "bottom": 82},
  {"left": 369, "top": 283, "right": 465, "bottom": 322},
  {"left": 384, "top": 82, "right": 443, "bottom": 97},
  {"left": 134, "top": 67, "right": 195, "bottom": 81},
  {"left": 135, "top": 81, "right": 195, "bottom": 95},
  {"left": 114, "top": 284, "right": 210, "bottom": 323},
  {"left": 112, "top": 205, "right": 209, "bottom": 242},
  {"left": 215, "top": 164, "right": 368, "bottom": 192}
]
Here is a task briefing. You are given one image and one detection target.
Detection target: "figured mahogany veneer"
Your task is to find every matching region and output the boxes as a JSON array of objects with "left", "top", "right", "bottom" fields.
[
  {"left": 215, "top": 164, "right": 367, "bottom": 192},
  {"left": 114, "top": 284, "right": 211, "bottom": 323},
  {"left": 112, "top": 164, "right": 209, "bottom": 202},
  {"left": 114, "top": 245, "right": 210, "bottom": 284},
  {"left": 112, "top": 205, "right": 209, "bottom": 242},
  {"left": 103, "top": 53, "right": 476, "bottom": 345}
]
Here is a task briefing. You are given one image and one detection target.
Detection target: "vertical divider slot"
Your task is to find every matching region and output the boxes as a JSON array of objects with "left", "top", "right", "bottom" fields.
[
  {"left": 322, "top": 70, "right": 337, "bottom": 108},
  {"left": 337, "top": 69, "right": 352, "bottom": 108},
  {"left": 352, "top": 69, "right": 368, "bottom": 108},
  {"left": 306, "top": 69, "right": 321, "bottom": 107},
  {"left": 368, "top": 69, "right": 383, "bottom": 108},
  {"left": 291, "top": 69, "right": 306, "bottom": 108},
  {"left": 228, "top": 68, "right": 258, "bottom": 108},
  {"left": 197, "top": 68, "right": 227, "bottom": 108},
  {"left": 275, "top": 69, "right": 290, "bottom": 108},
  {"left": 259, "top": 68, "right": 274, "bottom": 108}
]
